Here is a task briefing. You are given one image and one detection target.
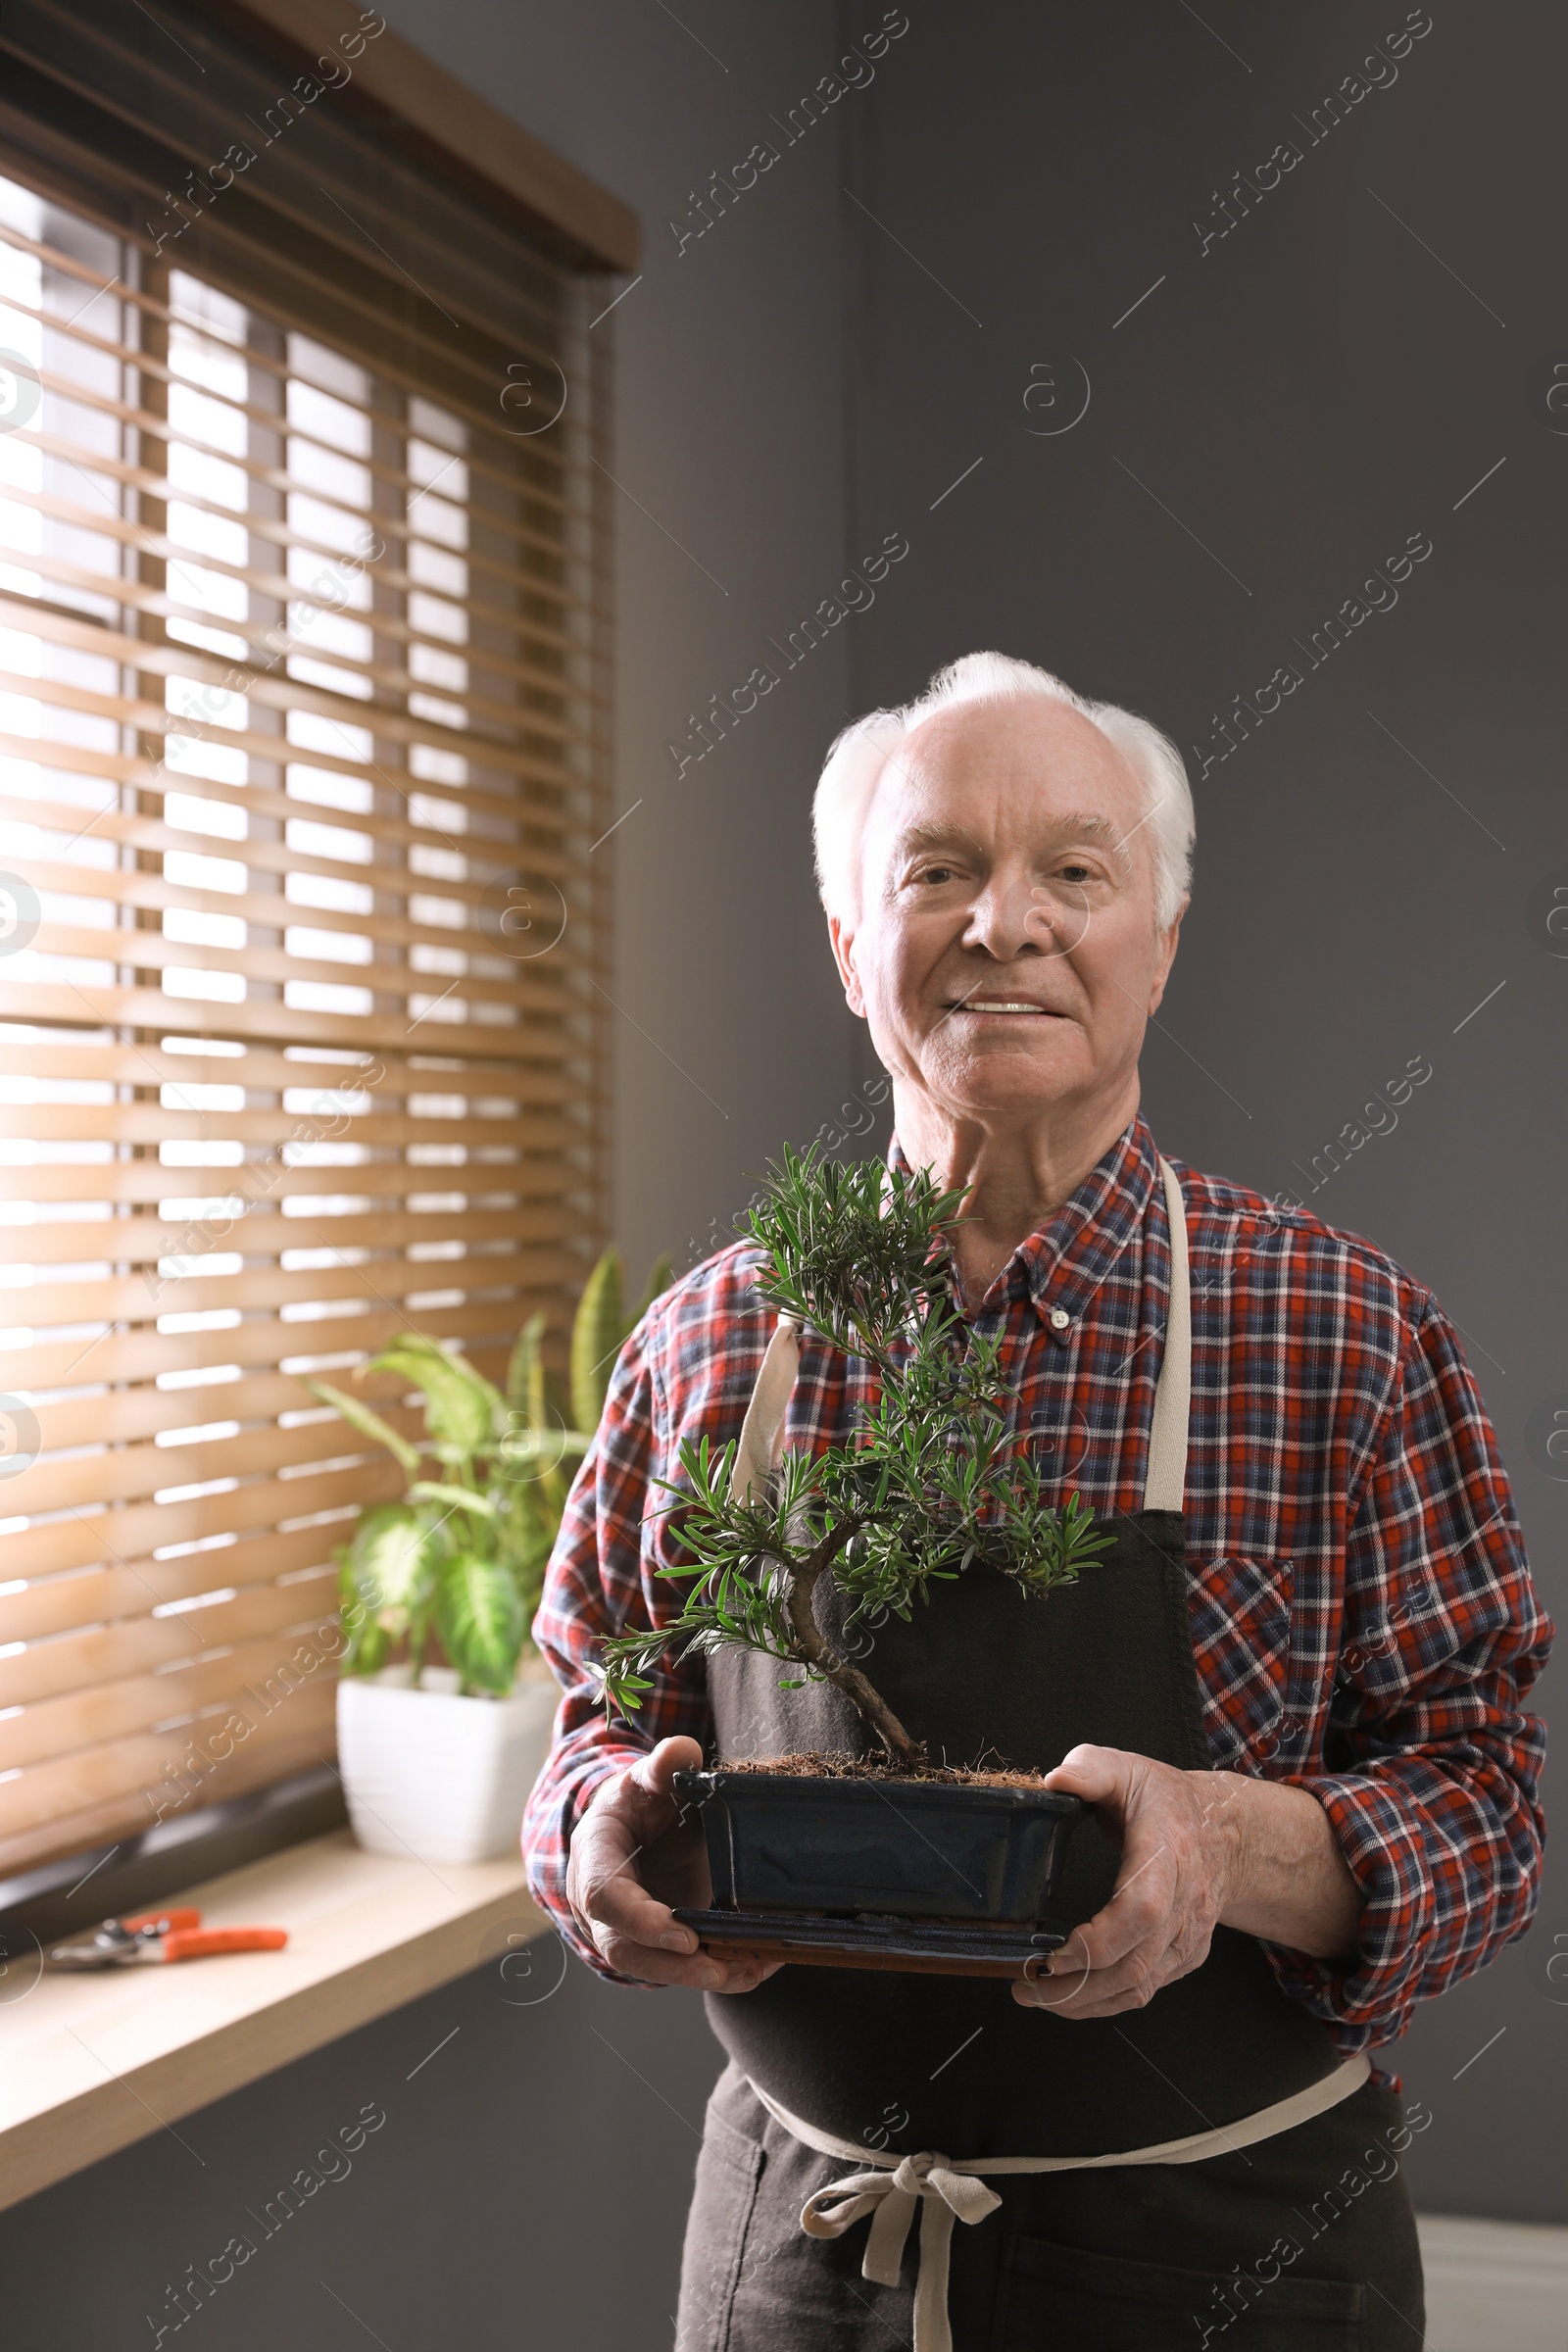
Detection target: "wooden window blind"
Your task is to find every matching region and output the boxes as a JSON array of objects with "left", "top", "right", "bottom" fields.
[{"left": 0, "top": 4, "right": 616, "bottom": 1878}]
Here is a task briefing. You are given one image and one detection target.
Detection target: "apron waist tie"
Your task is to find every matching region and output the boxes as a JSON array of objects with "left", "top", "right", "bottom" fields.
[{"left": 752, "top": 2054, "right": 1370, "bottom": 2352}]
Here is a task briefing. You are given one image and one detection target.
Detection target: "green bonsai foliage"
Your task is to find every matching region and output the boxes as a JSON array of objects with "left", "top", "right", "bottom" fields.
[
  {"left": 599, "top": 1149, "right": 1112, "bottom": 1767},
  {"left": 316, "top": 1247, "right": 670, "bottom": 1696}
]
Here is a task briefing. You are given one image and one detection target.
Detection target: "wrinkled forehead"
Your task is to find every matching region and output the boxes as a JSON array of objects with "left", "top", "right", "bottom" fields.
[{"left": 860, "top": 696, "right": 1147, "bottom": 870}]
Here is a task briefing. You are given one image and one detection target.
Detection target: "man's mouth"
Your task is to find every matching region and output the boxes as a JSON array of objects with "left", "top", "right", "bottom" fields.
[{"left": 945, "top": 997, "right": 1057, "bottom": 1016}]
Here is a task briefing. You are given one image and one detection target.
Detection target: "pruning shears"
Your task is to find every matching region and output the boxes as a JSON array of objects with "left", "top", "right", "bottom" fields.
[{"left": 48, "top": 1906, "right": 289, "bottom": 1969}]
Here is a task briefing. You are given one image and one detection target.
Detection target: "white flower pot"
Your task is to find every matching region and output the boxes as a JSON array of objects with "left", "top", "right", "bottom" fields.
[{"left": 336, "top": 1656, "right": 559, "bottom": 1864}]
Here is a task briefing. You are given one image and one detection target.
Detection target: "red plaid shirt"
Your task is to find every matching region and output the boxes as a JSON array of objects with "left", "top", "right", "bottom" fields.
[{"left": 524, "top": 1116, "right": 1550, "bottom": 2055}]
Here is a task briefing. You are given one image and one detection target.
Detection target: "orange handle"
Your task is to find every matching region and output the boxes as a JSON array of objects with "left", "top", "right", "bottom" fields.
[
  {"left": 161, "top": 1928, "right": 288, "bottom": 1961},
  {"left": 121, "top": 1907, "right": 202, "bottom": 1934}
]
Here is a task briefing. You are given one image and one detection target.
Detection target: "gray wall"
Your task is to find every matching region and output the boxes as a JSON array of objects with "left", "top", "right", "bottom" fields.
[
  {"left": 0, "top": 1934, "right": 720, "bottom": 2350},
  {"left": 838, "top": 0, "right": 1563, "bottom": 2228},
  {"left": 1, "top": 4, "right": 1559, "bottom": 2344}
]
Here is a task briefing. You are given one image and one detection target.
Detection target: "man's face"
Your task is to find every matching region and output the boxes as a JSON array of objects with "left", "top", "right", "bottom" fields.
[{"left": 830, "top": 697, "right": 1183, "bottom": 1129}]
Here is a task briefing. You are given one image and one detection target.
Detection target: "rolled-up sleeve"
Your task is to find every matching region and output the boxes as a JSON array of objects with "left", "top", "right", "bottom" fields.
[
  {"left": 521, "top": 1319, "right": 711, "bottom": 1975},
  {"left": 1267, "top": 1298, "right": 1551, "bottom": 2047}
]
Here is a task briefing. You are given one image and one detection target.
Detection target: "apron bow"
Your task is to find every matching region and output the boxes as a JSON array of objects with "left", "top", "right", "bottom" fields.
[{"left": 801, "top": 2150, "right": 1002, "bottom": 2352}]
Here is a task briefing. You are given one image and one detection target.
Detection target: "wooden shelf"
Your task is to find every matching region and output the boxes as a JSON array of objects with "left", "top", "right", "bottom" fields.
[{"left": 0, "top": 1829, "right": 544, "bottom": 2212}]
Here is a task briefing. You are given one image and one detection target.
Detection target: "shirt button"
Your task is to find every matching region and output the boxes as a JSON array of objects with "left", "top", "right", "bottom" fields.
[{"left": 1049, "top": 1308, "right": 1070, "bottom": 1332}]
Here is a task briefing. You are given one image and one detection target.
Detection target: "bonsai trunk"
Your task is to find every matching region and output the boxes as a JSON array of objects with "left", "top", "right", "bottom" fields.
[{"left": 785, "top": 1553, "right": 924, "bottom": 1770}]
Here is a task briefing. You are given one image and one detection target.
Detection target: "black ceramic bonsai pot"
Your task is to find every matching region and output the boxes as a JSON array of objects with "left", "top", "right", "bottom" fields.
[{"left": 672, "top": 1766, "right": 1086, "bottom": 1924}]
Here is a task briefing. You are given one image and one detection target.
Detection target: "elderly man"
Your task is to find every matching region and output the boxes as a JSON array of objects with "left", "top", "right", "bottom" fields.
[{"left": 524, "top": 654, "right": 1549, "bottom": 2350}]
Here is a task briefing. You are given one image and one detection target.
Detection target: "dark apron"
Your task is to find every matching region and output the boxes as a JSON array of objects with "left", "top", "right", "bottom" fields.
[
  {"left": 705, "top": 1527, "right": 1346, "bottom": 2158},
  {"left": 676, "top": 1157, "right": 1425, "bottom": 2347}
]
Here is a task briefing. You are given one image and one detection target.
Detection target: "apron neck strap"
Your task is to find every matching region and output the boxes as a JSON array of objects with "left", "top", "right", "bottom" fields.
[{"left": 1142, "top": 1155, "right": 1191, "bottom": 1513}]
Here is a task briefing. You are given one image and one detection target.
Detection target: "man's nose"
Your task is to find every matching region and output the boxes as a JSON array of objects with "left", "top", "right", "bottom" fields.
[{"left": 962, "top": 873, "right": 1054, "bottom": 958}]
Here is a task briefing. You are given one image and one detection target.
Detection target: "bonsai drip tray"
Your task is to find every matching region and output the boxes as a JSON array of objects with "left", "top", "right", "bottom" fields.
[{"left": 672, "top": 1904, "right": 1070, "bottom": 1978}]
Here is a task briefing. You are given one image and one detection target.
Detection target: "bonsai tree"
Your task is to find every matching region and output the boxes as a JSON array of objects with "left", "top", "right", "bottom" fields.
[
  {"left": 314, "top": 1248, "right": 670, "bottom": 1696},
  {"left": 599, "top": 1151, "right": 1112, "bottom": 1770}
]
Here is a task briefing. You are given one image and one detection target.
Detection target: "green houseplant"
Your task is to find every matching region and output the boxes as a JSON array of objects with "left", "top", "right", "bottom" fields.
[
  {"left": 598, "top": 1151, "right": 1110, "bottom": 1966},
  {"left": 318, "top": 1247, "right": 669, "bottom": 1862}
]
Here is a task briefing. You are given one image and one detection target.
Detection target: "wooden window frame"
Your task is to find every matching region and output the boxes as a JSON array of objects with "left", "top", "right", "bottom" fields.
[{"left": 224, "top": 0, "right": 639, "bottom": 274}]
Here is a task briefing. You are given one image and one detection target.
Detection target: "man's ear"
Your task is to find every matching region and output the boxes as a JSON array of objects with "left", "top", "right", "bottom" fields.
[
  {"left": 828, "top": 912, "right": 866, "bottom": 1016},
  {"left": 1147, "top": 896, "right": 1188, "bottom": 1016}
]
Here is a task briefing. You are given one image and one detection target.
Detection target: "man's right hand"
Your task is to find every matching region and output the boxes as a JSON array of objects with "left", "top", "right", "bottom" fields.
[{"left": 565, "top": 1736, "right": 777, "bottom": 1993}]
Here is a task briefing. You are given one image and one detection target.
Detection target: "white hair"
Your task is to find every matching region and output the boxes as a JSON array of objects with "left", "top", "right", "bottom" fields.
[{"left": 812, "top": 651, "right": 1195, "bottom": 931}]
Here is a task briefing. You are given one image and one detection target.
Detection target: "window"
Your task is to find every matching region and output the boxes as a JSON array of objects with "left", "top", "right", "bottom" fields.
[{"left": 0, "top": 5, "right": 619, "bottom": 1875}]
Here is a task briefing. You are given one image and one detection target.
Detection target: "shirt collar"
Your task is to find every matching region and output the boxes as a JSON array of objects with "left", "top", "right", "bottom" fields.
[{"left": 887, "top": 1114, "right": 1159, "bottom": 1335}]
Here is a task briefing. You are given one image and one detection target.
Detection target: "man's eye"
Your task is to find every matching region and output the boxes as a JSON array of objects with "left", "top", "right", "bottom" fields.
[
  {"left": 1057, "top": 862, "right": 1095, "bottom": 885},
  {"left": 918, "top": 865, "right": 956, "bottom": 886}
]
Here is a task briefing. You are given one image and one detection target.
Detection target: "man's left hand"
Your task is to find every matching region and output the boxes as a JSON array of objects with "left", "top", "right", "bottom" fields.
[{"left": 1012, "top": 1742, "right": 1361, "bottom": 2019}]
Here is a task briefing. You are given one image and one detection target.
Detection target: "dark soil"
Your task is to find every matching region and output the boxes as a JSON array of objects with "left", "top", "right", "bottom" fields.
[{"left": 717, "top": 1751, "right": 1053, "bottom": 1790}]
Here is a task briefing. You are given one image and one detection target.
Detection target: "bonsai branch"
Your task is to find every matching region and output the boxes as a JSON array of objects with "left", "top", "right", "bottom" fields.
[
  {"left": 597, "top": 1151, "right": 1115, "bottom": 1767},
  {"left": 785, "top": 1533, "right": 924, "bottom": 1770}
]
